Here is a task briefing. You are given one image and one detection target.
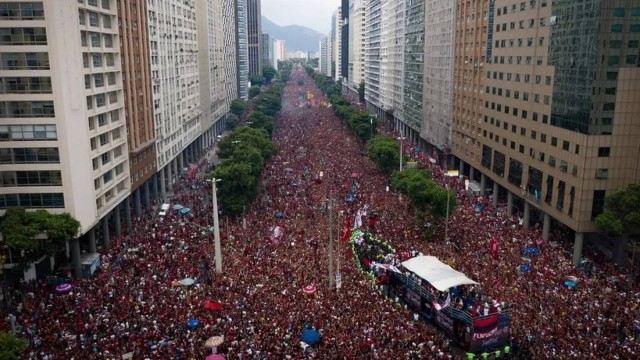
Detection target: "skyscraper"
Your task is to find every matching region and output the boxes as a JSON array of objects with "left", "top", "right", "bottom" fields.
[
  {"left": 341, "top": 0, "right": 349, "bottom": 82},
  {"left": 246, "top": 0, "right": 262, "bottom": 77},
  {"left": 235, "top": 0, "right": 249, "bottom": 99},
  {"left": 332, "top": 7, "right": 343, "bottom": 81},
  {"left": 402, "top": 0, "right": 425, "bottom": 134},
  {"left": 319, "top": 35, "right": 332, "bottom": 77},
  {"left": 348, "top": 0, "right": 366, "bottom": 98}
]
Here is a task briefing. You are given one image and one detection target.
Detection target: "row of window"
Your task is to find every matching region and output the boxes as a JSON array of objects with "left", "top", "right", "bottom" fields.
[
  {"left": 89, "top": 127, "right": 122, "bottom": 150},
  {"left": 496, "top": 17, "right": 547, "bottom": 33},
  {"left": 0, "top": 2, "right": 45, "bottom": 20},
  {"left": 1, "top": 52, "right": 49, "bottom": 70},
  {"left": 0, "top": 193, "right": 65, "bottom": 209},
  {"left": 81, "top": 31, "right": 114, "bottom": 48},
  {"left": 79, "top": 0, "right": 112, "bottom": 11},
  {"left": 0, "top": 170, "right": 62, "bottom": 187},
  {"left": 0, "top": 124, "right": 57, "bottom": 141},
  {"left": 78, "top": 9, "right": 112, "bottom": 29},
  {"left": 92, "top": 145, "right": 122, "bottom": 171},
  {"left": 0, "top": 147, "right": 60, "bottom": 164},
  {"left": 0, "top": 101, "right": 55, "bottom": 119},
  {"left": 494, "top": 36, "right": 546, "bottom": 49},
  {"left": 86, "top": 91, "right": 119, "bottom": 110},
  {"left": 0, "top": 76, "right": 52, "bottom": 94},
  {"left": 82, "top": 52, "right": 116, "bottom": 68},
  {"left": 611, "top": 24, "right": 640, "bottom": 33},
  {"left": 84, "top": 72, "right": 117, "bottom": 90},
  {"left": 0, "top": 27, "right": 47, "bottom": 46},
  {"left": 496, "top": 0, "right": 547, "bottom": 16}
]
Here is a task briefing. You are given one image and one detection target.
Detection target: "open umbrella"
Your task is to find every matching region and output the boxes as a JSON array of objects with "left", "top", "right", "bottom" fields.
[
  {"left": 204, "top": 336, "right": 224, "bottom": 348},
  {"left": 55, "top": 283, "right": 72, "bottom": 293},
  {"left": 173, "top": 204, "right": 184, "bottom": 210},
  {"left": 303, "top": 284, "right": 317, "bottom": 295},
  {"left": 284, "top": 167, "right": 294, "bottom": 173},
  {"left": 274, "top": 211, "right": 284, "bottom": 219},
  {"left": 204, "top": 300, "right": 224, "bottom": 311},
  {"left": 187, "top": 319, "right": 200, "bottom": 330},
  {"left": 205, "top": 355, "right": 225, "bottom": 360},
  {"left": 180, "top": 278, "right": 196, "bottom": 286},
  {"left": 519, "top": 264, "right": 532, "bottom": 272},
  {"left": 180, "top": 208, "right": 191, "bottom": 215},
  {"left": 523, "top": 247, "right": 541, "bottom": 256},
  {"left": 300, "top": 329, "right": 321, "bottom": 345}
]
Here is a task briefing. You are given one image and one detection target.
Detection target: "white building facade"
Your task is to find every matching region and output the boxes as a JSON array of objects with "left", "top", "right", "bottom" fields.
[
  {"left": 0, "top": 0, "right": 131, "bottom": 231},
  {"left": 379, "top": 0, "right": 404, "bottom": 123},
  {"left": 331, "top": 7, "right": 343, "bottom": 81},
  {"left": 319, "top": 35, "right": 332, "bottom": 77},
  {"left": 348, "top": 0, "right": 366, "bottom": 94},
  {"left": 364, "top": 0, "right": 382, "bottom": 108},
  {"left": 148, "top": 0, "right": 201, "bottom": 171}
]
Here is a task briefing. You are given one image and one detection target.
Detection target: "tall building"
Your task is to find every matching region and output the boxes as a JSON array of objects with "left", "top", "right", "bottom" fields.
[
  {"left": 348, "top": 0, "right": 366, "bottom": 97},
  {"left": 319, "top": 35, "right": 332, "bottom": 77},
  {"left": 275, "top": 39, "right": 286, "bottom": 64},
  {"left": 0, "top": 0, "right": 131, "bottom": 274},
  {"left": 420, "top": 0, "right": 456, "bottom": 150},
  {"left": 341, "top": 0, "right": 349, "bottom": 82},
  {"left": 222, "top": 0, "right": 239, "bottom": 106},
  {"left": 235, "top": 0, "right": 249, "bottom": 100},
  {"left": 246, "top": 0, "right": 261, "bottom": 77},
  {"left": 451, "top": 0, "right": 640, "bottom": 265},
  {"left": 118, "top": 0, "right": 157, "bottom": 217},
  {"left": 331, "top": 7, "right": 343, "bottom": 81},
  {"left": 261, "top": 33, "right": 275, "bottom": 69},
  {"left": 148, "top": 0, "right": 200, "bottom": 174},
  {"left": 364, "top": 0, "right": 382, "bottom": 110},
  {"left": 402, "top": 0, "right": 425, "bottom": 134},
  {"left": 379, "top": 0, "right": 404, "bottom": 129}
]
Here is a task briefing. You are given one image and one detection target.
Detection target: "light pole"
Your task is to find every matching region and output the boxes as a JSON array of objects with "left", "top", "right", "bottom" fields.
[
  {"left": 208, "top": 178, "right": 222, "bottom": 273},
  {"left": 328, "top": 192, "right": 335, "bottom": 290},
  {"left": 398, "top": 136, "right": 406, "bottom": 171}
]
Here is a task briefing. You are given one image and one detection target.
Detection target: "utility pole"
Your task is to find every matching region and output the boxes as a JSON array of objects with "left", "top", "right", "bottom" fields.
[
  {"left": 328, "top": 192, "right": 335, "bottom": 290},
  {"left": 210, "top": 178, "right": 222, "bottom": 273}
]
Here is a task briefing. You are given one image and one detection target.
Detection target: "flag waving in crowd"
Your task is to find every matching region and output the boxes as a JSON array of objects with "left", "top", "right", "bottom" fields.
[{"left": 490, "top": 236, "right": 499, "bottom": 260}]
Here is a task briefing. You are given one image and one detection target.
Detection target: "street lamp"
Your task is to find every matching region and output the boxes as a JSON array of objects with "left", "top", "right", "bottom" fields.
[
  {"left": 207, "top": 178, "right": 223, "bottom": 273},
  {"left": 398, "top": 136, "right": 406, "bottom": 171}
]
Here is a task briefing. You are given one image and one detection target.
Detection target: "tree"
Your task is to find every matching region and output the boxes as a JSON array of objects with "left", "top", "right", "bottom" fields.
[
  {"left": 391, "top": 169, "right": 455, "bottom": 221},
  {"left": 358, "top": 81, "right": 365, "bottom": 102},
  {"left": 248, "top": 111, "right": 274, "bottom": 136},
  {"left": 0, "top": 208, "right": 80, "bottom": 268},
  {"left": 217, "top": 127, "right": 276, "bottom": 162},
  {"left": 250, "top": 74, "right": 265, "bottom": 86},
  {"left": 595, "top": 183, "right": 640, "bottom": 264},
  {"left": 230, "top": 99, "right": 247, "bottom": 116},
  {"left": 214, "top": 161, "right": 259, "bottom": 216},
  {"left": 225, "top": 113, "right": 239, "bottom": 130},
  {"left": 249, "top": 85, "right": 261, "bottom": 98},
  {"left": 367, "top": 135, "right": 400, "bottom": 173},
  {"left": 262, "top": 65, "right": 277, "bottom": 84},
  {"left": 0, "top": 332, "right": 25, "bottom": 360}
]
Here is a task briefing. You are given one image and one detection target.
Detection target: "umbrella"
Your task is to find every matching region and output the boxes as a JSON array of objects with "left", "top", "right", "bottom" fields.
[
  {"left": 303, "top": 284, "right": 317, "bottom": 295},
  {"left": 180, "top": 208, "right": 191, "bottom": 215},
  {"left": 204, "top": 300, "right": 224, "bottom": 311},
  {"left": 173, "top": 204, "right": 184, "bottom": 210},
  {"left": 205, "top": 355, "right": 225, "bottom": 360},
  {"left": 55, "top": 283, "right": 72, "bottom": 293},
  {"left": 284, "top": 167, "right": 294, "bottom": 173},
  {"left": 274, "top": 211, "right": 284, "bottom": 219},
  {"left": 346, "top": 195, "right": 354, "bottom": 203},
  {"left": 564, "top": 280, "right": 577, "bottom": 288},
  {"left": 180, "top": 278, "right": 196, "bottom": 286},
  {"left": 205, "top": 336, "right": 225, "bottom": 348},
  {"left": 523, "top": 247, "right": 541, "bottom": 256},
  {"left": 187, "top": 319, "right": 200, "bottom": 330},
  {"left": 300, "top": 329, "right": 321, "bottom": 345},
  {"left": 519, "top": 264, "right": 532, "bottom": 272},
  {"left": 290, "top": 181, "right": 298, "bottom": 187}
]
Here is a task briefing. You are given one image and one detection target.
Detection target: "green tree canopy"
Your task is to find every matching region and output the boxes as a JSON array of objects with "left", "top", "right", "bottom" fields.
[
  {"left": 367, "top": 135, "right": 400, "bottom": 173},
  {"left": 0, "top": 208, "right": 80, "bottom": 265},
  {"left": 596, "top": 183, "right": 640, "bottom": 236},
  {"left": 230, "top": 99, "right": 247, "bottom": 116},
  {"left": 217, "top": 126, "right": 276, "bottom": 162},
  {"left": 0, "top": 331, "right": 25, "bottom": 360},
  {"left": 358, "top": 81, "right": 365, "bottom": 102},
  {"left": 214, "top": 161, "right": 259, "bottom": 216},
  {"left": 250, "top": 74, "right": 265, "bottom": 86},
  {"left": 225, "top": 113, "right": 239, "bottom": 131},
  {"left": 391, "top": 169, "right": 455, "bottom": 219},
  {"left": 249, "top": 85, "right": 261, "bottom": 98},
  {"left": 262, "top": 65, "right": 277, "bottom": 83},
  {"left": 248, "top": 111, "right": 274, "bottom": 136}
]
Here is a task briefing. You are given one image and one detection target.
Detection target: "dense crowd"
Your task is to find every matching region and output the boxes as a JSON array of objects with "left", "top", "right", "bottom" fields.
[{"left": 2, "top": 66, "right": 638, "bottom": 359}]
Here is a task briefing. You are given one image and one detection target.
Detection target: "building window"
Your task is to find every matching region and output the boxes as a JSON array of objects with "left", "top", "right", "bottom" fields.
[
  {"left": 598, "top": 147, "right": 610, "bottom": 157},
  {"left": 88, "top": 11, "right": 99, "bottom": 27},
  {"left": 0, "top": 27, "right": 48, "bottom": 45},
  {"left": 562, "top": 140, "right": 569, "bottom": 151},
  {"left": 631, "top": 24, "right": 640, "bottom": 32},
  {"left": 0, "top": 124, "right": 57, "bottom": 140},
  {"left": 608, "top": 56, "right": 620, "bottom": 66},
  {"left": 493, "top": 151, "right": 505, "bottom": 177},
  {"left": 591, "top": 190, "right": 606, "bottom": 219},
  {"left": 102, "top": 170, "right": 112, "bottom": 184},
  {"left": 95, "top": 94, "right": 106, "bottom": 107},
  {"left": 611, "top": 24, "right": 623, "bottom": 32},
  {"left": 1, "top": 148, "right": 59, "bottom": 164},
  {"left": 595, "top": 168, "right": 608, "bottom": 179},
  {"left": 508, "top": 158, "right": 523, "bottom": 187},
  {"left": 0, "top": 2, "right": 45, "bottom": 20},
  {"left": 559, "top": 160, "right": 568, "bottom": 173},
  {"left": 556, "top": 180, "right": 565, "bottom": 210},
  {"left": 603, "top": 103, "right": 615, "bottom": 111},
  {"left": 551, "top": 137, "right": 557, "bottom": 146},
  {"left": 613, "top": 8, "right": 625, "bottom": 17},
  {"left": 548, "top": 156, "right": 556, "bottom": 168}
]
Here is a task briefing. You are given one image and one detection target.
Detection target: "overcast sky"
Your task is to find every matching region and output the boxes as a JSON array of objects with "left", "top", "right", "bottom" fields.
[{"left": 262, "top": 0, "right": 341, "bottom": 34}]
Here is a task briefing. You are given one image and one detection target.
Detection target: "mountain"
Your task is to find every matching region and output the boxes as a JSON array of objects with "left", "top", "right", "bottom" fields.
[{"left": 261, "top": 16, "right": 324, "bottom": 53}]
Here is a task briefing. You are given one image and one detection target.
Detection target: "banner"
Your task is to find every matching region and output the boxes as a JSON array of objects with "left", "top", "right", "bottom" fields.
[{"left": 490, "top": 237, "right": 498, "bottom": 260}]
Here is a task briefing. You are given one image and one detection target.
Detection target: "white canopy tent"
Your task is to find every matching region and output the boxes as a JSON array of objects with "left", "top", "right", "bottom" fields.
[{"left": 401, "top": 256, "right": 478, "bottom": 292}]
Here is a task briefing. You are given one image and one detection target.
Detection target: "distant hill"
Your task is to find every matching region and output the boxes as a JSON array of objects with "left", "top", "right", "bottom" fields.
[{"left": 261, "top": 16, "right": 324, "bottom": 53}]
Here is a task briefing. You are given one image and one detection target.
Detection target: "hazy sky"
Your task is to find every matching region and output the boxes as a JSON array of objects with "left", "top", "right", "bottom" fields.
[{"left": 262, "top": 0, "right": 341, "bottom": 34}]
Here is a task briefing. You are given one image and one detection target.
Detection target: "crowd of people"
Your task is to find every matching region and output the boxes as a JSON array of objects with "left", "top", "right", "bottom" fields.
[{"left": 2, "top": 66, "right": 638, "bottom": 359}]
